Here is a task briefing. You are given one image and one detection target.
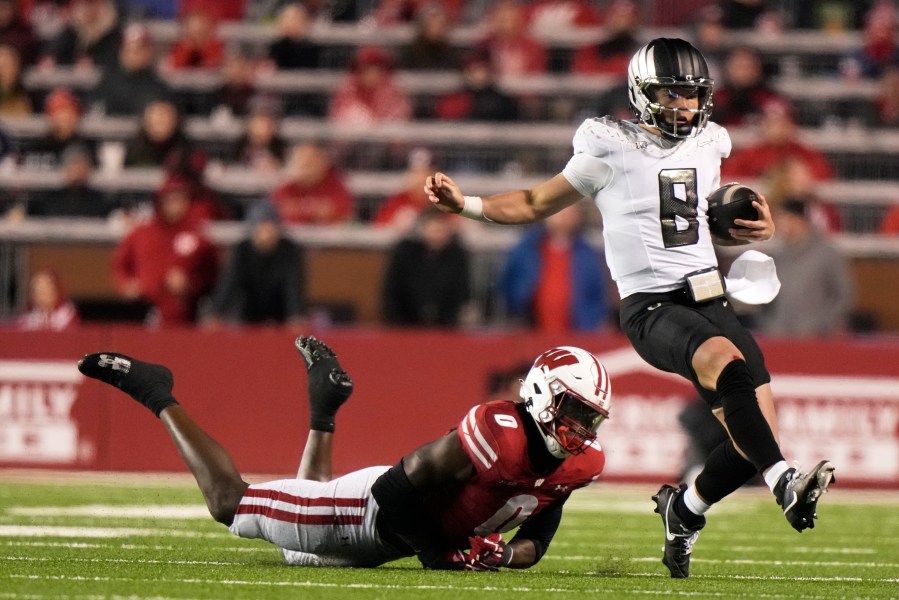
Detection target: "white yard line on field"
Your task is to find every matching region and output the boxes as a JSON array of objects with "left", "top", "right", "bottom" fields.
[
  {"left": 6, "top": 573, "right": 897, "bottom": 595},
  {"left": 0, "top": 540, "right": 270, "bottom": 554},
  {"left": 0, "top": 526, "right": 226, "bottom": 539},
  {"left": 6, "top": 505, "right": 212, "bottom": 519}
]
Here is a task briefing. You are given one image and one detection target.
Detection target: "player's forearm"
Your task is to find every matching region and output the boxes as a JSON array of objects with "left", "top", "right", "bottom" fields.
[
  {"left": 479, "top": 190, "right": 543, "bottom": 224},
  {"left": 480, "top": 180, "right": 580, "bottom": 224},
  {"left": 505, "top": 538, "right": 540, "bottom": 568}
]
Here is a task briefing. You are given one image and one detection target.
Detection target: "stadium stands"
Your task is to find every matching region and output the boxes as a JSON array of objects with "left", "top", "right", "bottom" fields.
[{"left": 2, "top": 4, "right": 899, "bottom": 330}]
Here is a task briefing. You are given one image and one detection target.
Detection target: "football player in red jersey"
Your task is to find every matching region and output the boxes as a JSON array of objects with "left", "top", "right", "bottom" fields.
[{"left": 78, "top": 337, "right": 610, "bottom": 570}]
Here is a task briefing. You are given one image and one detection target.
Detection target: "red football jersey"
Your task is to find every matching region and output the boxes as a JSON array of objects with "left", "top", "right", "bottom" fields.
[{"left": 427, "top": 400, "right": 605, "bottom": 546}]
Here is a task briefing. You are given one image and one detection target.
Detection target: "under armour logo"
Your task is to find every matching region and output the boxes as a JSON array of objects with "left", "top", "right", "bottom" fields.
[
  {"left": 554, "top": 484, "right": 569, "bottom": 493},
  {"left": 98, "top": 354, "right": 131, "bottom": 374}
]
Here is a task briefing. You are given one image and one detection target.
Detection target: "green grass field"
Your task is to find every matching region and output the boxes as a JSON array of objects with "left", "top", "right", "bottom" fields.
[{"left": 1, "top": 472, "right": 897, "bottom": 599}]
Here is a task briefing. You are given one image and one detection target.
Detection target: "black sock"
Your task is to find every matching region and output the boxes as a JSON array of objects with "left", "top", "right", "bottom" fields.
[
  {"left": 695, "top": 439, "right": 758, "bottom": 504},
  {"left": 149, "top": 395, "right": 179, "bottom": 418},
  {"left": 717, "top": 360, "right": 784, "bottom": 472},
  {"left": 307, "top": 367, "right": 351, "bottom": 433},
  {"left": 310, "top": 413, "right": 336, "bottom": 433}
]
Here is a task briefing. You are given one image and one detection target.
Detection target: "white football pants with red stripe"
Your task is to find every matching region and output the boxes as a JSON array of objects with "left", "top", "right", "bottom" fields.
[{"left": 228, "top": 465, "right": 406, "bottom": 567}]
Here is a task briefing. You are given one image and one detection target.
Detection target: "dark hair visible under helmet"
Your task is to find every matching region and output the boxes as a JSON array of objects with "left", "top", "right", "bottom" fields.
[{"left": 627, "top": 38, "right": 714, "bottom": 138}]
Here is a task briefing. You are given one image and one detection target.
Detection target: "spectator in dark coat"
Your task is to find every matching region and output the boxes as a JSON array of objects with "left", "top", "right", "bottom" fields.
[
  {"left": 268, "top": 2, "right": 322, "bottom": 70},
  {"left": 26, "top": 144, "right": 109, "bottom": 218},
  {"left": 89, "top": 23, "right": 171, "bottom": 116},
  {"left": 381, "top": 206, "right": 471, "bottom": 327},
  {"left": 20, "top": 88, "right": 95, "bottom": 171},
  {"left": 229, "top": 95, "right": 286, "bottom": 174},
  {"left": 206, "top": 201, "right": 306, "bottom": 328},
  {"left": 43, "top": 0, "right": 121, "bottom": 69},
  {"left": 124, "top": 100, "right": 193, "bottom": 168},
  {"left": 399, "top": 3, "right": 459, "bottom": 71},
  {"left": 434, "top": 51, "right": 519, "bottom": 121}
]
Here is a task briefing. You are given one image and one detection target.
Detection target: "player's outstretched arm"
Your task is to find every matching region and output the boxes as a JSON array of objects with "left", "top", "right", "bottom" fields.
[{"left": 425, "top": 172, "right": 584, "bottom": 225}]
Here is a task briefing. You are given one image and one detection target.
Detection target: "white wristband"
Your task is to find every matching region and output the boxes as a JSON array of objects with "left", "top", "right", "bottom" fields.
[{"left": 460, "top": 195, "right": 493, "bottom": 222}]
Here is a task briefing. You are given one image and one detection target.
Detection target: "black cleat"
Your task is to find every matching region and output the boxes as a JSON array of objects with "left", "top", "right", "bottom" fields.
[
  {"left": 78, "top": 352, "right": 177, "bottom": 417},
  {"left": 775, "top": 461, "right": 836, "bottom": 532},
  {"left": 653, "top": 484, "right": 705, "bottom": 579},
  {"left": 295, "top": 336, "right": 353, "bottom": 432}
]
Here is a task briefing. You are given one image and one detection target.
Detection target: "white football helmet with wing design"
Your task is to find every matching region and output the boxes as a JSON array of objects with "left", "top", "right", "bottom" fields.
[
  {"left": 520, "top": 346, "right": 612, "bottom": 458},
  {"left": 627, "top": 37, "right": 714, "bottom": 139}
]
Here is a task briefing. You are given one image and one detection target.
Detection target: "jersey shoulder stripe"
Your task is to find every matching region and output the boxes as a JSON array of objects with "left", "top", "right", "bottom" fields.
[{"left": 460, "top": 405, "right": 499, "bottom": 470}]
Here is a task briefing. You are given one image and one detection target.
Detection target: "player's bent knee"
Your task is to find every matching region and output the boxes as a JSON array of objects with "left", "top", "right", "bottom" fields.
[
  {"left": 207, "top": 481, "right": 249, "bottom": 526},
  {"left": 692, "top": 336, "right": 745, "bottom": 390}
]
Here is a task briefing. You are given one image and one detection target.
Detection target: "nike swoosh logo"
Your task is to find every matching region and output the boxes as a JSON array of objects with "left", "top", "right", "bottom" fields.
[
  {"left": 664, "top": 495, "right": 677, "bottom": 541},
  {"left": 782, "top": 491, "right": 798, "bottom": 514},
  {"left": 647, "top": 303, "right": 662, "bottom": 312}
]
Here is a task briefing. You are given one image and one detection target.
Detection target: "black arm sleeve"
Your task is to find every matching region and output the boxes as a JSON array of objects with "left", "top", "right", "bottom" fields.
[
  {"left": 511, "top": 496, "right": 566, "bottom": 563},
  {"left": 370, "top": 460, "right": 454, "bottom": 568}
]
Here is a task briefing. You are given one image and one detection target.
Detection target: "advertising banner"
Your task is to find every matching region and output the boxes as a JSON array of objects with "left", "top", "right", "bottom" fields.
[{"left": 1, "top": 327, "right": 896, "bottom": 487}]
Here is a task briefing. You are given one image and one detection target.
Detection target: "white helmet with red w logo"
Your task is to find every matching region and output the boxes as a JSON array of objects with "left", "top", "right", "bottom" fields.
[{"left": 520, "top": 346, "right": 612, "bottom": 458}]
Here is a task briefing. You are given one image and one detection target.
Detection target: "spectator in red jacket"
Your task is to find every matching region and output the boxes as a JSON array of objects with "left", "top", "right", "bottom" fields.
[
  {"left": 179, "top": 0, "right": 244, "bottom": 22},
  {"left": 711, "top": 46, "right": 785, "bottom": 127},
  {"left": 0, "top": 0, "right": 38, "bottom": 66},
  {"left": 477, "top": 0, "right": 548, "bottom": 77},
  {"left": 271, "top": 142, "right": 354, "bottom": 224},
  {"left": 879, "top": 204, "right": 899, "bottom": 235},
  {"left": 328, "top": 46, "right": 412, "bottom": 125},
  {"left": 165, "top": 8, "right": 224, "bottom": 70},
  {"left": 525, "top": 0, "right": 602, "bottom": 36},
  {"left": 374, "top": 149, "right": 434, "bottom": 229},
  {"left": 722, "top": 99, "right": 834, "bottom": 182},
  {"left": 112, "top": 179, "right": 218, "bottom": 326}
]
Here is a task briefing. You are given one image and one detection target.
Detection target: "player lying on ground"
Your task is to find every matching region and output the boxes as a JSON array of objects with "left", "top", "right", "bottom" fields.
[
  {"left": 78, "top": 337, "right": 611, "bottom": 570},
  {"left": 424, "top": 37, "right": 835, "bottom": 579}
]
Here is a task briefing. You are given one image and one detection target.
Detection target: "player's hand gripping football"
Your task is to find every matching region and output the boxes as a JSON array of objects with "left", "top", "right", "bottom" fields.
[
  {"left": 466, "top": 533, "right": 513, "bottom": 571},
  {"left": 729, "top": 193, "right": 775, "bottom": 243},
  {"left": 424, "top": 171, "right": 465, "bottom": 215}
]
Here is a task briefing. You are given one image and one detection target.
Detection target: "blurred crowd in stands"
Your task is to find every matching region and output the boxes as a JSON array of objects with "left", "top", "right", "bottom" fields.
[{"left": 0, "top": 0, "right": 894, "bottom": 334}]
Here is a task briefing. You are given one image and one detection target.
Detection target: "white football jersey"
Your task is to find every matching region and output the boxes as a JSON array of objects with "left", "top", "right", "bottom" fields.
[{"left": 562, "top": 117, "right": 732, "bottom": 299}]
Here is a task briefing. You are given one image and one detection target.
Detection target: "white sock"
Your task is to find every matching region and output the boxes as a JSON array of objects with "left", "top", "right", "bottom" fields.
[
  {"left": 683, "top": 485, "right": 711, "bottom": 516},
  {"left": 764, "top": 460, "right": 790, "bottom": 492}
]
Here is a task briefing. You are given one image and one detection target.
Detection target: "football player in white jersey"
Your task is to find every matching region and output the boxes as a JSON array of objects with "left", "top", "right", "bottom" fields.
[{"left": 425, "top": 37, "right": 835, "bottom": 579}]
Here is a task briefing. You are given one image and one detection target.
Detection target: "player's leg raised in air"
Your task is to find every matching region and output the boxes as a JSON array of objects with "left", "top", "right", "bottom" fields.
[
  {"left": 293, "top": 335, "right": 354, "bottom": 482},
  {"left": 78, "top": 337, "right": 356, "bottom": 521},
  {"left": 78, "top": 340, "right": 399, "bottom": 568},
  {"left": 77, "top": 352, "right": 248, "bottom": 525}
]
